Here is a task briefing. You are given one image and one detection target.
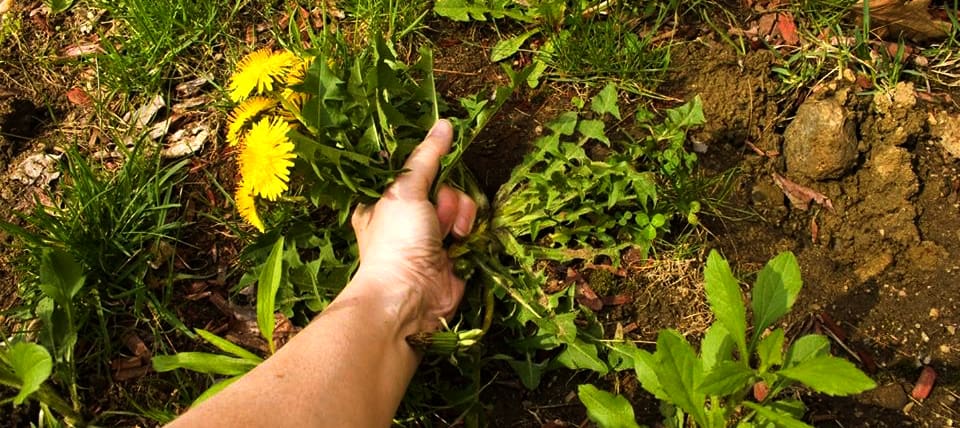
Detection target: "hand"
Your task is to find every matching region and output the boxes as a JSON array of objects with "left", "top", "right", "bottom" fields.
[{"left": 350, "top": 119, "right": 477, "bottom": 332}]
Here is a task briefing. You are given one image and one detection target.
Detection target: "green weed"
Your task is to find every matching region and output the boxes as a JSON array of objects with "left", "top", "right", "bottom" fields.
[
  {"left": 578, "top": 251, "right": 876, "bottom": 428},
  {"left": 0, "top": 144, "right": 189, "bottom": 422}
]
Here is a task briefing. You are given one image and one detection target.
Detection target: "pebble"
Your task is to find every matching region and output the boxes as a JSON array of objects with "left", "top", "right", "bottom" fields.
[
  {"left": 948, "top": 326, "right": 957, "bottom": 335},
  {"left": 941, "top": 345, "right": 951, "bottom": 354},
  {"left": 921, "top": 332, "right": 930, "bottom": 342},
  {"left": 930, "top": 308, "right": 940, "bottom": 319}
]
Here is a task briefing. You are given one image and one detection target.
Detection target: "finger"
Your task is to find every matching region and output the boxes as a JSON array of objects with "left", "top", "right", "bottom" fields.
[
  {"left": 436, "top": 185, "right": 460, "bottom": 237},
  {"left": 390, "top": 119, "right": 453, "bottom": 200},
  {"left": 451, "top": 192, "right": 477, "bottom": 238},
  {"left": 351, "top": 202, "right": 372, "bottom": 234}
]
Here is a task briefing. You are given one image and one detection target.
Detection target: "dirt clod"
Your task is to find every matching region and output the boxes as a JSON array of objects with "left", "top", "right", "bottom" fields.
[
  {"left": 783, "top": 96, "right": 858, "bottom": 180},
  {"left": 929, "top": 110, "right": 960, "bottom": 159}
]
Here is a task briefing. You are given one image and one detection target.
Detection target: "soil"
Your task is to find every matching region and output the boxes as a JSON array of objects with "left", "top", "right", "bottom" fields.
[{"left": 2, "top": 4, "right": 960, "bottom": 428}]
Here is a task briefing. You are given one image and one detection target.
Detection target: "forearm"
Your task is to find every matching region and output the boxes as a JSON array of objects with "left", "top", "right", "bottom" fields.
[{"left": 168, "top": 274, "right": 423, "bottom": 427}]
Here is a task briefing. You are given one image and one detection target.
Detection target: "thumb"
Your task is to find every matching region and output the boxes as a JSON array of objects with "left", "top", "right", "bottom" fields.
[{"left": 389, "top": 119, "right": 453, "bottom": 200}]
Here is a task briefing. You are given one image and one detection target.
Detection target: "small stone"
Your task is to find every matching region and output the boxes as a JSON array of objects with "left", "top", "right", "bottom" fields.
[
  {"left": 784, "top": 97, "right": 859, "bottom": 180},
  {"left": 941, "top": 345, "right": 951, "bottom": 354},
  {"left": 921, "top": 332, "right": 930, "bottom": 342},
  {"left": 930, "top": 308, "right": 941, "bottom": 319},
  {"left": 899, "top": 290, "right": 908, "bottom": 298},
  {"left": 947, "top": 325, "right": 956, "bottom": 335}
]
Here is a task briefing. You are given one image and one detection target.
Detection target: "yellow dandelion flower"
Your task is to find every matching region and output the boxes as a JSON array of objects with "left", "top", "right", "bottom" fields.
[
  {"left": 228, "top": 49, "right": 297, "bottom": 102},
  {"left": 235, "top": 181, "right": 264, "bottom": 232},
  {"left": 226, "top": 96, "right": 277, "bottom": 146},
  {"left": 283, "top": 56, "right": 312, "bottom": 86},
  {"left": 238, "top": 116, "right": 296, "bottom": 201}
]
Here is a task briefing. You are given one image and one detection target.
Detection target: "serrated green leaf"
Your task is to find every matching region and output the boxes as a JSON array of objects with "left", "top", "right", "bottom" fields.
[
  {"left": 590, "top": 83, "right": 621, "bottom": 120},
  {"left": 491, "top": 29, "right": 540, "bottom": 62},
  {"left": 578, "top": 384, "right": 641, "bottom": 428},
  {"left": 700, "top": 324, "right": 734, "bottom": 372},
  {"left": 778, "top": 355, "right": 876, "bottom": 395},
  {"left": 666, "top": 95, "right": 705, "bottom": 128},
  {"left": 556, "top": 339, "right": 609, "bottom": 375},
  {"left": 547, "top": 111, "right": 578, "bottom": 135},
  {"left": 152, "top": 352, "right": 258, "bottom": 376},
  {"left": 698, "top": 360, "right": 754, "bottom": 396},
  {"left": 195, "top": 329, "right": 263, "bottom": 363},
  {"left": 39, "top": 249, "right": 85, "bottom": 306},
  {"left": 6, "top": 343, "right": 53, "bottom": 405},
  {"left": 784, "top": 335, "right": 831, "bottom": 368},
  {"left": 757, "top": 329, "right": 786, "bottom": 372},
  {"left": 654, "top": 330, "right": 706, "bottom": 424},
  {"left": 257, "top": 237, "right": 285, "bottom": 355},
  {"left": 703, "top": 250, "right": 747, "bottom": 359},
  {"left": 578, "top": 119, "right": 610, "bottom": 146},
  {"left": 752, "top": 252, "right": 802, "bottom": 343},
  {"left": 742, "top": 402, "right": 813, "bottom": 428}
]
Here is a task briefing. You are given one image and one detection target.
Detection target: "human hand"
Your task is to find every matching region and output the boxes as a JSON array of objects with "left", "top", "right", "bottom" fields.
[{"left": 350, "top": 119, "right": 477, "bottom": 332}]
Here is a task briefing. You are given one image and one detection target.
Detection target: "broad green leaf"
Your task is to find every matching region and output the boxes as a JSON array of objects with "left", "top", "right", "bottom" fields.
[
  {"left": 192, "top": 375, "right": 243, "bottom": 406},
  {"left": 578, "top": 119, "right": 610, "bottom": 146},
  {"left": 778, "top": 355, "right": 876, "bottom": 395},
  {"left": 698, "top": 360, "right": 754, "bottom": 396},
  {"left": 700, "top": 324, "right": 734, "bottom": 372},
  {"left": 703, "top": 250, "right": 747, "bottom": 358},
  {"left": 607, "top": 341, "right": 642, "bottom": 371},
  {"left": 654, "top": 330, "right": 706, "bottom": 424},
  {"left": 547, "top": 111, "right": 578, "bottom": 136},
  {"left": 666, "top": 95, "right": 705, "bottom": 128},
  {"left": 784, "top": 335, "right": 831, "bottom": 368},
  {"left": 578, "top": 384, "right": 641, "bottom": 428},
  {"left": 757, "top": 329, "right": 786, "bottom": 372},
  {"left": 751, "top": 252, "right": 802, "bottom": 342},
  {"left": 556, "top": 339, "right": 608, "bottom": 375},
  {"left": 491, "top": 29, "right": 540, "bottom": 62},
  {"left": 632, "top": 348, "right": 668, "bottom": 401},
  {"left": 196, "top": 329, "right": 263, "bottom": 363},
  {"left": 590, "top": 83, "right": 621, "bottom": 120},
  {"left": 39, "top": 249, "right": 85, "bottom": 306},
  {"left": 507, "top": 355, "right": 547, "bottom": 390},
  {"left": 257, "top": 236, "right": 285, "bottom": 354},
  {"left": 152, "top": 352, "right": 258, "bottom": 376},
  {"left": 6, "top": 343, "right": 53, "bottom": 405},
  {"left": 742, "top": 402, "right": 813, "bottom": 428}
]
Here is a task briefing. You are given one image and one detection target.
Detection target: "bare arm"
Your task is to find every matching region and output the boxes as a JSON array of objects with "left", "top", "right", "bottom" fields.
[{"left": 167, "top": 119, "right": 475, "bottom": 427}]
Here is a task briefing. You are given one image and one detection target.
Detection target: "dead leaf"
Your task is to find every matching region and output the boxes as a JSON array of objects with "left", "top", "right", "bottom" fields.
[
  {"left": 175, "top": 78, "right": 208, "bottom": 97},
  {"left": 9, "top": 153, "right": 61, "bottom": 185},
  {"left": 601, "top": 294, "right": 633, "bottom": 306},
  {"left": 772, "top": 173, "right": 834, "bottom": 211},
  {"left": 775, "top": 11, "right": 800, "bottom": 45},
  {"left": 62, "top": 38, "right": 103, "bottom": 57},
  {"left": 122, "top": 333, "right": 151, "bottom": 362},
  {"left": 854, "top": 0, "right": 952, "bottom": 42},
  {"left": 128, "top": 94, "right": 166, "bottom": 129},
  {"left": 575, "top": 282, "right": 604, "bottom": 312},
  {"left": 65, "top": 87, "right": 92, "bottom": 107}
]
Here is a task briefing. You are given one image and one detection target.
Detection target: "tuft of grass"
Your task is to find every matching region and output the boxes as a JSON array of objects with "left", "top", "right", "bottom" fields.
[
  {"left": 92, "top": 0, "right": 245, "bottom": 96},
  {"left": 544, "top": 2, "right": 676, "bottom": 94}
]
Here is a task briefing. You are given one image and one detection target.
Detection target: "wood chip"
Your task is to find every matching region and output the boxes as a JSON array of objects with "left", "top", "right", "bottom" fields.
[{"left": 911, "top": 365, "right": 937, "bottom": 401}]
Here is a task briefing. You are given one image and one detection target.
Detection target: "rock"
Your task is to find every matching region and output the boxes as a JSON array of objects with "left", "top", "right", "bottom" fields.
[
  {"left": 861, "top": 383, "right": 910, "bottom": 410},
  {"left": 784, "top": 97, "right": 858, "bottom": 180},
  {"left": 929, "top": 110, "right": 960, "bottom": 159}
]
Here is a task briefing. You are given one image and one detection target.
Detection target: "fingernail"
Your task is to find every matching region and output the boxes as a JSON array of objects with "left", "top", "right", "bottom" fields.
[
  {"left": 428, "top": 119, "right": 452, "bottom": 139},
  {"left": 453, "top": 211, "right": 475, "bottom": 238}
]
